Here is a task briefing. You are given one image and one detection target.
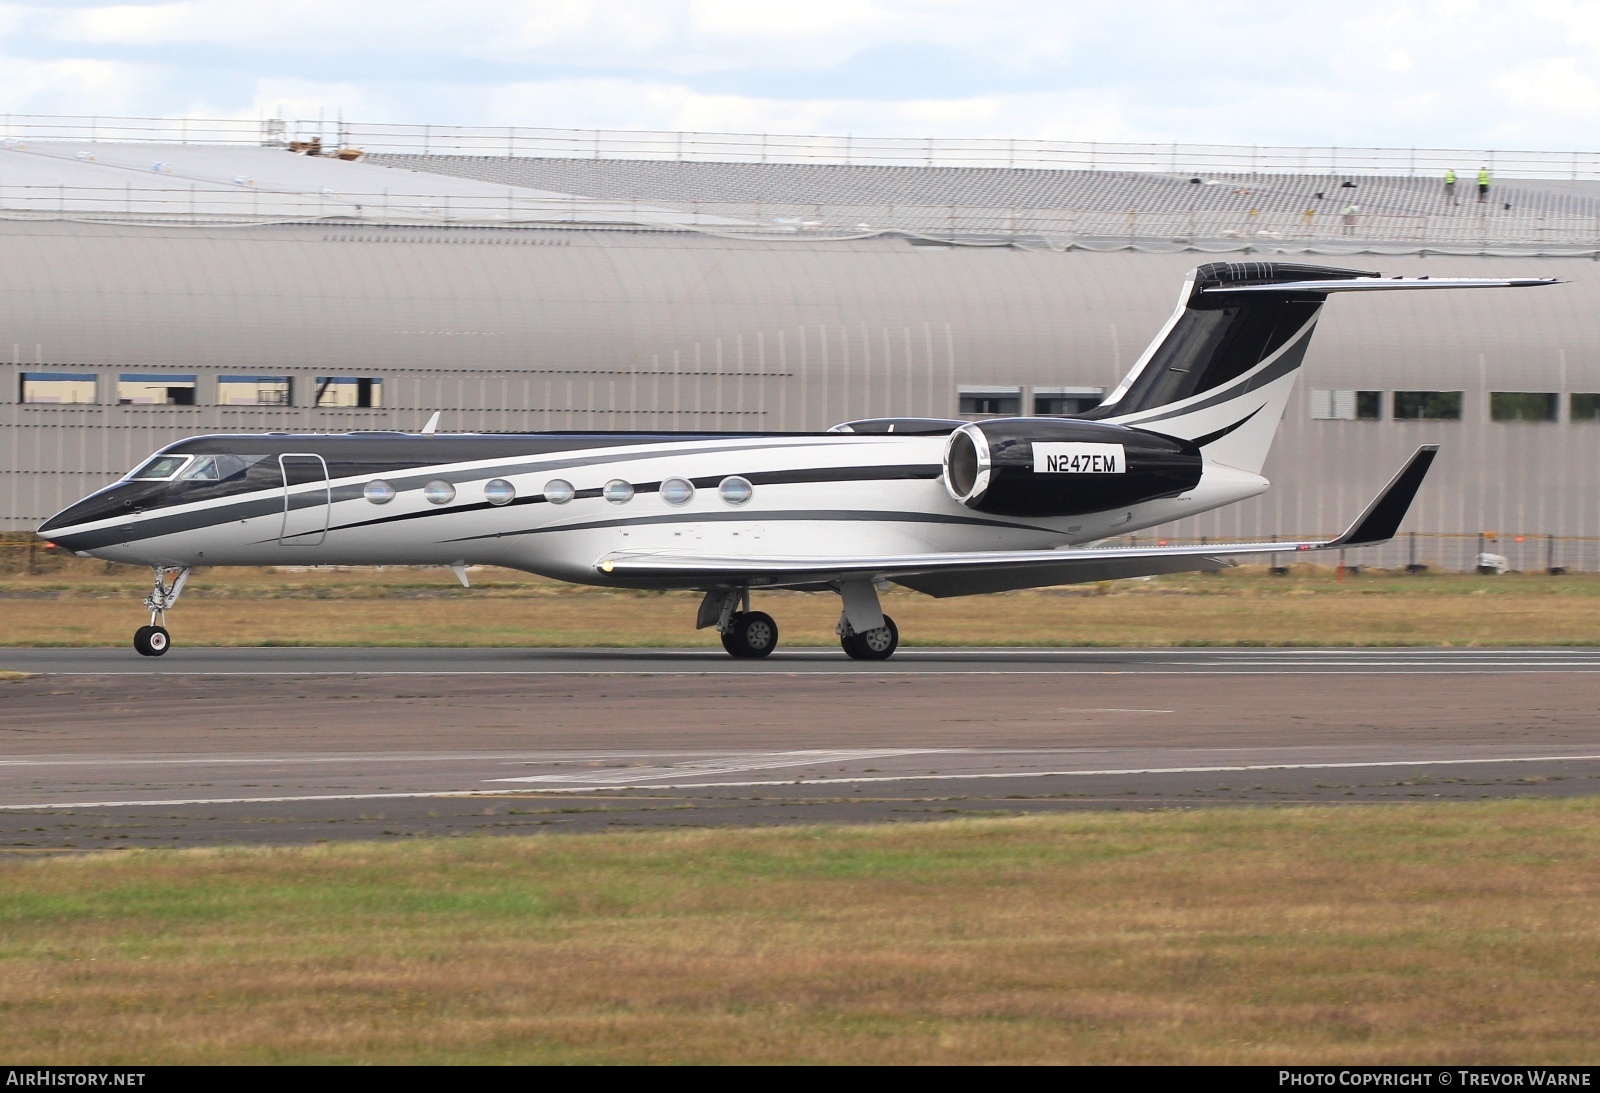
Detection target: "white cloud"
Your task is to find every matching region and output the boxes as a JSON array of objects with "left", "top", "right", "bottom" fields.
[
  {"left": 1496, "top": 55, "right": 1600, "bottom": 120},
  {"left": 0, "top": 1, "right": 1594, "bottom": 148}
]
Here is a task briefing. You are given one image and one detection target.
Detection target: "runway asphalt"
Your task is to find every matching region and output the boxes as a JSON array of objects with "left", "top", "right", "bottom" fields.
[
  {"left": 7, "top": 646, "right": 1600, "bottom": 674},
  {"left": 2, "top": 647, "right": 1597, "bottom": 849}
]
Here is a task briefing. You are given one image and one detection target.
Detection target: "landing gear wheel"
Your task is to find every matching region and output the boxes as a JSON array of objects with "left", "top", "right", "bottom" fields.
[
  {"left": 721, "top": 611, "right": 779, "bottom": 658},
  {"left": 133, "top": 625, "right": 171, "bottom": 657},
  {"left": 841, "top": 614, "right": 898, "bottom": 661}
]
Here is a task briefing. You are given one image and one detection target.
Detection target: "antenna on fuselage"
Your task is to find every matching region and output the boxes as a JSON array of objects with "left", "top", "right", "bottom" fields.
[{"left": 420, "top": 411, "right": 441, "bottom": 435}]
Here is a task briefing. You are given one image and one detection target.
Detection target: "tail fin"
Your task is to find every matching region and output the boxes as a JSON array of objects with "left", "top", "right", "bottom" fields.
[
  {"left": 1088, "top": 261, "right": 1559, "bottom": 475},
  {"left": 1086, "top": 261, "right": 1371, "bottom": 475}
]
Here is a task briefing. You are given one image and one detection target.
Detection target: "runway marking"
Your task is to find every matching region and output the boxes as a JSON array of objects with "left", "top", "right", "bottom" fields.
[
  {"left": 495, "top": 748, "right": 947, "bottom": 784},
  {"left": 5, "top": 753, "right": 1599, "bottom": 810},
  {"left": 0, "top": 750, "right": 926, "bottom": 769},
  {"left": 490, "top": 753, "right": 1600, "bottom": 790}
]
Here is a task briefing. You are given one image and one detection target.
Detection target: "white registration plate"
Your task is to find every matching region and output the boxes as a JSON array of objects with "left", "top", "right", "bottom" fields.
[{"left": 1032, "top": 442, "right": 1126, "bottom": 474}]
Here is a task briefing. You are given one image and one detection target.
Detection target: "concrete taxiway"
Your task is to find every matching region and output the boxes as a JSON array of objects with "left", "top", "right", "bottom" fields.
[{"left": 1, "top": 647, "right": 1597, "bottom": 849}]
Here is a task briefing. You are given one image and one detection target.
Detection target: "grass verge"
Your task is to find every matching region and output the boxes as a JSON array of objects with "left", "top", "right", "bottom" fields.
[
  {"left": 3, "top": 800, "right": 1599, "bottom": 1063},
  {"left": 2, "top": 563, "right": 1599, "bottom": 647}
]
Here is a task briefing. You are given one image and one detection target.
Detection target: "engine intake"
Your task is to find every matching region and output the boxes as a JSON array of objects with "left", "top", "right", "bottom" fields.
[{"left": 943, "top": 418, "right": 1202, "bottom": 517}]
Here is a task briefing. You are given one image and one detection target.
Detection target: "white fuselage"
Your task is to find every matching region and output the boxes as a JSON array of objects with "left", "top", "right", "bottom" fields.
[{"left": 46, "top": 432, "right": 1267, "bottom": 588}]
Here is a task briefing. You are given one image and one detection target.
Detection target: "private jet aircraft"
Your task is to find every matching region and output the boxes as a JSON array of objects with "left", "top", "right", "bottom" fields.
[{"left": 38, "top": 261, "right": 1557, "bottom": 659}]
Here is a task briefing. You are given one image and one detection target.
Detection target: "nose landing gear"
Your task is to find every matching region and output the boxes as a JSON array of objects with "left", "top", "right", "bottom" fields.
[{"left": 134, "top": 566, "right": 189, "bottom": 657}]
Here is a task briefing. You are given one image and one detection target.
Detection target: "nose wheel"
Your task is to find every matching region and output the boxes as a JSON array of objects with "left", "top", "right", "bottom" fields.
[
  {"left": 133, "top": 566, "right": 189, "bottom": 657},
  {"left": 133, "top": 625, "right": 171, "bottom": 657}
]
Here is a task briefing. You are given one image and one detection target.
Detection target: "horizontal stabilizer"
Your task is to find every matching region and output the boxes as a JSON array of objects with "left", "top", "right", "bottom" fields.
[{"left": 1207, "top": 277, "right": 1560, "bottom": 295}]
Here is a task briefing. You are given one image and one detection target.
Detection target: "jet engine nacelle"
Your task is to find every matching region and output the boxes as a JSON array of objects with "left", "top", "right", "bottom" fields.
[{"left": 943, "top": 418, "right": 1203, "bottom": 517}]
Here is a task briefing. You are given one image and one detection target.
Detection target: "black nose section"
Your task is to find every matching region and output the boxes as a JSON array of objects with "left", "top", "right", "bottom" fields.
[{"left": 37, "top": 481, "right": 168, "bottom": 548}]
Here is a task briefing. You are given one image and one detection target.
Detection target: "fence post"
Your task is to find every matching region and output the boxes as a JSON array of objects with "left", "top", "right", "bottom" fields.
[{"left": 1548, "top": 532, "right": 1564, "bottom": 575}]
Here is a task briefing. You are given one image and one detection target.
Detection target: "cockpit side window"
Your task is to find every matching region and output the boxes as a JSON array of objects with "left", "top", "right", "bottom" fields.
[
  {"left": 178, "top": 454, "right": 261, "bottom": 482},
  {"left": 128, "top": 455, "right": 192, "bottom": 480},
  {"left": 180, "top": 456, "right": 221, "bottom": 481}
]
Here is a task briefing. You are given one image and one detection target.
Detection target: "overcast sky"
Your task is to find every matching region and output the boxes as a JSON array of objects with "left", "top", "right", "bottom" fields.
[{"left": 1, "top": 1, "right": 1596, "bottom": 149}]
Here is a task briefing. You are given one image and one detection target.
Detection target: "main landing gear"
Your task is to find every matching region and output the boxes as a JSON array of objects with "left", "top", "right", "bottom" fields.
[
  {"left": 722, "top": 610, "right": 779, "bottom": 658},
  {"left": 697, "top": 579, "right": 900, "bottom": 661},
  {"left": 839, "top": 614, "right": 899, "bottom": 661},
  {"left": 133, "top": 566, "right": 189, "bottom": 657},
  {"left": 699, "top": 587, "right": 780, "bottom": 658}
]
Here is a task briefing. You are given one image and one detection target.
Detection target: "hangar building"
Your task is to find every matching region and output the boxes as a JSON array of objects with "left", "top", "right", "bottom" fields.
[{"left": 3, "top": 116, "right": 1598, "bottom": 570}]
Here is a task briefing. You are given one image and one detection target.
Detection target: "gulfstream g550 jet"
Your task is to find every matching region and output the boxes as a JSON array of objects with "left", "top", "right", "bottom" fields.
[{"left": 38, "top": 261, "right": 1557, "bottom": 659}]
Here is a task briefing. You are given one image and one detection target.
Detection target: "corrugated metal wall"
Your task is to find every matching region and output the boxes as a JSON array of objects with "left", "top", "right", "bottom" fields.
[{"left": 3, "top": 220, "right": 1597, "bottom": 564}]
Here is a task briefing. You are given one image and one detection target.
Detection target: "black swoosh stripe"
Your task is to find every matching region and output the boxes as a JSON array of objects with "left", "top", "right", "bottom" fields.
[
  {"left": 1108, "top": 321, "right": 1316, "bottom": 426},
  {"left": 287, "top": 464, "right": 944, "bottom": 540},
  {"left": 56, "top": 464, "right": 947, "bottom": 551},
  {"left": 46, "top": 436, "right": 873, "bottom": 548},
  {"left": 1191, "top": 405, "right": 1264, "bottom": 448}
]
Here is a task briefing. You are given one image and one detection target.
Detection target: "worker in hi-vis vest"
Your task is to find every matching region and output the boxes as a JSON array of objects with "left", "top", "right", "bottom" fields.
[
  {"left": 1444, "top": 168, "right": 1457, "bottom": 204},
  {"left": 1477, "top": 167, "right": 1490, "bottom": 203}
]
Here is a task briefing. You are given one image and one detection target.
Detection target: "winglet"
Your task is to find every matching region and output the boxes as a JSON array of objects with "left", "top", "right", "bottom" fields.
[
  {"left": 421, "top": 411, "right": 441, "bottom": 435},
  {"left": 1331, "top": 445, "right": 1439, "bottom": 547}
]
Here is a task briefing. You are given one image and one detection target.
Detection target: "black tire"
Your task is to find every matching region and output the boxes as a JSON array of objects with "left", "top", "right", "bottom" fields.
[
  {"left": 145, "top": 625, "right": 171, "bottom": 657},
  {"left": 133, "top": 625, "right": 154, "bottom": 657},
  {"left": 841, "top": 614, "right": 898, "bottom": 661},
  {"left": 722, "top": 611, "right": 779, "bottom": 658}
]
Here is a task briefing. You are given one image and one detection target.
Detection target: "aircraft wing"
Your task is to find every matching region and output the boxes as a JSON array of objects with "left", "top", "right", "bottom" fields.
[{"left": 595, "top": 447, "right": 1438, "bottom": 597}]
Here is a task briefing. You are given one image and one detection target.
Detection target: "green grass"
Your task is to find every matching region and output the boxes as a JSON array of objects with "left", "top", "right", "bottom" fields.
[{"left": 3, "top": 800, "right": 1600, "bottom": 1063}]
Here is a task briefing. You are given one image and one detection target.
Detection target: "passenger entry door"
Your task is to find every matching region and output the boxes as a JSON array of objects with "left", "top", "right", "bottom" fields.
[{"left": 278, "top": 454, "right": 330, "bottom": 546}]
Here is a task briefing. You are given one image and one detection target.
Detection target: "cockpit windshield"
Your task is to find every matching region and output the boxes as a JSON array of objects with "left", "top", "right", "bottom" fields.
[{"left": 127, "top": 454, "right": 193, "bottom": 480}]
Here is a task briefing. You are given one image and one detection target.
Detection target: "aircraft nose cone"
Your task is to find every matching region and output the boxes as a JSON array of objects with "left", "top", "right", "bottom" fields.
[
  {"left": 35, "top": 482, "right": 151, "bottom": 552},
  {"left": 36, "top": 506, "right": 81, "bottom": 538}
]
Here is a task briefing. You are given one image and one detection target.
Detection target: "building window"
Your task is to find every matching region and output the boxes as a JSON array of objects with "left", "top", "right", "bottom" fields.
[
  {"left": 1488, "top": 392, "right": 1557, "bottom": 422},
  {"left": 1311, "top": 390, "right": 1383, "bottom": 420},
  {"left": 958, "top": 387, "right": 1020, "bottom": 416},
  {"left": 218, "top": 375, "right": 293, "bottom": 406},
  {"left": 314, "top": 376, "right": 382, "bottom": 408},
  {"left": 1393, "top": 391, "right": 1462, "bottom": 420},
  {"left": 1572, "top": 393, "right": 1600, "bottom": 422},
  {"left": 19, "top": 371, "right": 96, "bottom": 404},
  {"left": 1033, "top": 387, "right": 1105, "bottom": 416},
  {"left": 118, "top": 373, "right": 196, "bottom": 405}
]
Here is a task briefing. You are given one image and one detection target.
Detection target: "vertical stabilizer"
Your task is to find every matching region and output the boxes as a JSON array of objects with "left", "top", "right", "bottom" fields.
[{"left": 1086, "top": 262, "right": 1377, "bottom": 474}]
